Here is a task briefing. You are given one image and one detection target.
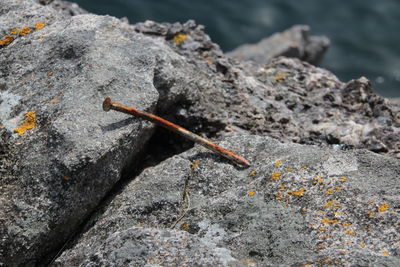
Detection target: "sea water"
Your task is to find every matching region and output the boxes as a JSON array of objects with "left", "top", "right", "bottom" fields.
[{"left": 74, "top": 0, "right": 400, "bottom": 97}]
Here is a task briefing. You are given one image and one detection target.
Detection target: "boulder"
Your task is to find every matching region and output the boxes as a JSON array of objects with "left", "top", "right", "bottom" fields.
[
  {"left": 55, "top": 134, "right": 400, "bottom": 266},
  {"left": 227, "top": 25, "right": 330, "bottom": 66},
  {"left": 1, "top": 0, "right": 399, "bottom": 266},
  {"left": 0, "top": 0, "right": 179, "bottom": 265}
]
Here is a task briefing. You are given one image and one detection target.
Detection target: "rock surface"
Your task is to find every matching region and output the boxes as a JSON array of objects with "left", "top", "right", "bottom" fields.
[
  {"left": 56, "top": 134, "right": 400, "bottom": 266},
  {"left": 227, "top": 25, "right": 330, "bottom": 66},
  {"left": 0, "top": 0, "right": 399, "bottom": 266}
]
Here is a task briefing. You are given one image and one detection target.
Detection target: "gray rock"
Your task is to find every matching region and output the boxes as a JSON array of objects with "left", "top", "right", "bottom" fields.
[
  {"left": 55, "top": 134, "right": 400, "bottom": 266},
  {"left": 1, "top": 0, "right": 399, "bottom": 266},
  {"left": 227, "top": 25, "right": 330, "bottom": 66},
  {"left": 36, "top": 0, "right": 89, "bottom": 17},
  {"left": 0, "top": 0, "right": 181, "bottom": 265},
  {"left": 130, "top": 21, "right": 399, "bottom": 159}
]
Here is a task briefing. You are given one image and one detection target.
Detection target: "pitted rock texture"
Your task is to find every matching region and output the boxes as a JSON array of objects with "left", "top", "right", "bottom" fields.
[
  {"left": 130, "top": 20, "right": 400, "bottom": 159},
  {"left": 55, "top": 134, "right": 400, "bottom": 266}
]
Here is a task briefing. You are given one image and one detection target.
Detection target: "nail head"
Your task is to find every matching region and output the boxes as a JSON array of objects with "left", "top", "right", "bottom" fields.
[{"left": 103, "top": 97, "right": 112, "bottom": 112}]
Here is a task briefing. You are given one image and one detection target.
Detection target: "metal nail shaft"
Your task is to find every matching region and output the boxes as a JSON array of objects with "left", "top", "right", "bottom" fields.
[{"left": 103, "top": 97, "right": 251, "bottom": 167}]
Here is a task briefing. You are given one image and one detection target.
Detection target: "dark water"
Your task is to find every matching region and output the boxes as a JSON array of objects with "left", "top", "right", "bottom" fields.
[{"left": 74, "top": 0, "right": 400, "bottom": 97}]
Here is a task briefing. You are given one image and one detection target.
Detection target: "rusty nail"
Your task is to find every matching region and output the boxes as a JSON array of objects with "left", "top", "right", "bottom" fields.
[{"left": 103, "top": 97, "right": 251, "bottom": 167}]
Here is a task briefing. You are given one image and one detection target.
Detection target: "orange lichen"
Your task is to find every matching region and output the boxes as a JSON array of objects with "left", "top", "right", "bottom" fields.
[
  {"left": 10, "top": 28, "right": 20, "bottom": 35},
  {"left": 247, "top": 191, "right": 256, "bottom": 196},
  {"left": 34, "top": 22, "right": 46, "bottom": 31},
  {"left": 339, "top": 176, "right": 347, "bottom": 182},
  {"left": 248, "top": 170, "right": 257, "bottom": 177},
  {"left": 13, "top": 111, "right": 36, "bottom": 135},
  {"left": 317, "top": 227, "right": 325, "bottom": 232},
  {"left": 288, "top": 187, "right": 305, "bottom": 196},
  {"left": 377, "top": 203, "right": 389, "bottom": 213},
  {"left": 271, "top": 171, "right": 281, "bottom": 180},
  {"left": 0, "top": 125, "right": 4, "bottom": 129},
  {"left": 275, "top": 192, "right": 283, "bottom": 199},
  {"left": 323, "top": 257, "right": 331, "bottom": 263},
  {"left": 274, "top": 160, "right": 283, "bottom": 166},
  {"left": 321, "top": 218, "right": 339, "bottom": 224},
  {"left": 172, "top": 33, "right": 188, "bottom": 44},
  {"left": 63, "top": 175, "right": 71, "bottom": 180},
  {"left": 279, "top": 184, "right": 285, "bottom": 190},
  {"left": 0, "top": 35, "right": 14, "bottom": 46},
  {"left": 345, "top": 230, "right": 355, "bottom": 236},
  {"left": 381, "top": 251, "right": 389, "bottom": 256},
  {"left": 180, "top": 223, "right": 190, "bottom": 231},
  {"left": 19, "top": 27, "right": 32, "bottom": 35}
]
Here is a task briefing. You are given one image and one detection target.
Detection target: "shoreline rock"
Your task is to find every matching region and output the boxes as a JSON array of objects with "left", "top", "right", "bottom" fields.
[
  {"left": 227, "top": 25, "right": 330, "bottom": 66},
  {"left": 0, "top": 0, "right": 399, "bottom": 266}
]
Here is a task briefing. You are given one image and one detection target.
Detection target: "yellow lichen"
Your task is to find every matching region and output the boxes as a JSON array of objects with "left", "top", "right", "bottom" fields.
[
  {"left": 325, "top": 188, "right": 334, "bottom": 195},
  {"left": 377, "top": 203, "right": 389, "bottom": 213},
  {"left": 275, "top": 192, "right": 283, "bottom": 199},
  {"left": 323, "top": 257, "right": 331, "bottom": 263},
  {"left": 342, "top": 222, "right": 352, "bottom": 227},
  {"left": 34, "top": 22, "right": 46, "bottom": 31},
  {"left": 172, "top": 33, "right": 188, "bottom": 44},
  {"left": 0, "top": 125, "right": 4, "bottom": 129},
  {"left": 381, "top": 251, "right": 390, "bottom": 256},
  {"left": 358, "top": 243, "right": 366, "bottom": 248},
  {"left": 321, "top": 218, "right": 339, "bottom": 224},
  {"left": 335, "top": 186, "right": 342, "bottom": 192},
  {"left": 50, "top": 97, "right": 60, "bottom": 104},
  {"left": 13, "top": 111, "right": 36, "bottom": 135},
  {"left": 274, "top": 73, "right": 289, "bottom": 82},
  {"left": 367, "top": 210, "right": 375, "bottom": 218},
  {"left": 248, "top": 170, "right": 257, "bottom": 177},
  {"left": 285, "top": 168, "right": 293, "bottom": 172},
  {"left": 271, "top": 171, "right": 281, "bottom": 180},
  {"left": 247, "top": 191, "right": 256, "bottom": 196},
  {"left": 339, "top": 176, "right": 347, "bottom": 182},
  {"left": 19, "top": 27, "right": 32, "bottom": 35},
  {"left": 345, "top": 230, "right": 355, "bottom": 236},
  {"left": 317, "top": 227, "right": 325, "bottom": 232},
  {"left": 190, "top": 160, "right": 200, "bottom": 170},
  {"left": 300, "top": 166, "right": 308, "bottom": 170},
  {"left": 288, "top": 187, "right": 305, "bottom": 196},
  {"left": 323, "top": 200, "right": 336, "bottom": 208},
  {"left": 245, "top": 259, "right": 255, "bottom": 265},
  {"left": 274, "top": 160, "right": 283, "bottom": 166},
  {"left": 279, "top": 184, "right": 285, "bottom": 190},
  {"left": 0, "top": 35, "right": 14, "bottom": 46}
]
